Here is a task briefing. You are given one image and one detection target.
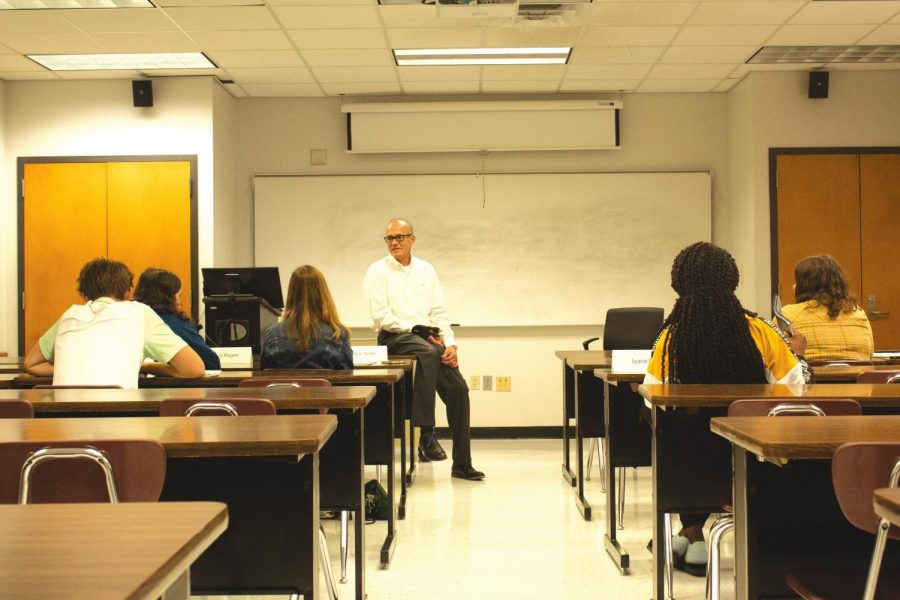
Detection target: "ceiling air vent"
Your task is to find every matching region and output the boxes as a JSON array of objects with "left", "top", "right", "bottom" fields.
[{"left": 517, "top": 0, "right": 592, "bottom": 24}]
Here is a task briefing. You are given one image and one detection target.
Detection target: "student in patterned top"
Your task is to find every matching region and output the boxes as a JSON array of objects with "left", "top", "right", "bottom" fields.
[
  {"left": 781, "top": 255, "right": 874, "bottom": 362},
  {"left": 643, "top": 242, "right": 808, "bottom": 576}
]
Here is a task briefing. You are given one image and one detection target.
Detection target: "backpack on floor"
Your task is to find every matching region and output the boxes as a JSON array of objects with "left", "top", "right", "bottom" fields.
[{"left": 364, "top": 479, "right": 391, "bottom": 522}]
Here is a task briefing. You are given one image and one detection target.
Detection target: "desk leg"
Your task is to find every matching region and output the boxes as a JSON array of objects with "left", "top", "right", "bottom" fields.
[
  {"left": 651, "top": 406, "right": 666, "bottom": 600},
  {"left": 381, "top": 384, "right": 398, "bottom": 568},
  {"left": 561, "top": 362, "right": 577, "bottom": 486},
  {"left": 573, "top": 369, "right": 592, "bottom": 520},
  {"left": 404, "top": 370, "right": 416, "bottom": 486},
  {"left": 354, "top": 409, "right": 367, "bottom": 600},
  {"left": 733, "top": 446, "right": 750, "bottom": 600},
  {"left": 397, "top": 376, "right": 407, "bottom": 520},
  {"left": 162, "top": 570, "right": 190, "bottom": 600},
  {"left": 603, "top": 381, "right": 629, "bottom": 572}
]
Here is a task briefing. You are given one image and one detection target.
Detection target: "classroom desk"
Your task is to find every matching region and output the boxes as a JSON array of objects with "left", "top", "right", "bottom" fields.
[
  {"left": 593, "top": 370, "right": 650, "bottom": 572},
  {"left": 554, "top": 350, "right": 610, "bottom": 519},
  {"left": 0, "top": 385, "right": 374, "bottom": 599},
  {"left": 0, "top": 356, "right": 22, "bottom": 374},
  {"left": 711, "top": 416, "right": 900, "bottom": 600},
  {"left": 874, "top": 488, "right": 900, "bottom": 527},
  {"left": 0, "top": 414, "right": 335, "bottom": 599},
  {"left": 811, "top": 363, "right": 900, "bottom": 382},
  {"left": 0, "top": 501, "right": 228, "bottom": 600},
  {"left": 638, "top": 383, "right": 900, "bottom": 600}
]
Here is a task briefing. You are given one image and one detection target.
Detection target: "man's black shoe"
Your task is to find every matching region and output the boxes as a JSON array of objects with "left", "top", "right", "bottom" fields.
[
  {"left": 418, "top": 434, "right": 447, "bottom": 462},
  {"left": 451, "top": 465, "right": 485, "bottom": 481}
]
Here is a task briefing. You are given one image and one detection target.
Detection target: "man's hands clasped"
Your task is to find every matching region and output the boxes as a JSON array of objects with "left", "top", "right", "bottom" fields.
[{"left": 412, "top": 324, "right": 458, "bottom": 367}]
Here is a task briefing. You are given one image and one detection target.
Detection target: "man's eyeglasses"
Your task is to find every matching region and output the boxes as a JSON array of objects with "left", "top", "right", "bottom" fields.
[{"left": 384, "top": 234, "right": 413, "bottom": 244}]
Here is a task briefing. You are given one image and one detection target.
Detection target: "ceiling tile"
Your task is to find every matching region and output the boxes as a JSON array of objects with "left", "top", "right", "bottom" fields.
[
  {"left": 137, "top": 68, "right": 226, "bottom": 76},
  {"left": 289, "top": 28, "right": 387, "bottom": 49},
  {"left": 661, "top": 46, "right": 757, "bottom": 64},
  {"left": 0, "top": 54, "right": 46, "bottom": 70},
  {"left": 301, "top": 48, "right": 394, "bottom": 67},
  {"left": 673, "top": 25, "right": 779, "bottom": 46},
  {"left": 482, "top": 79, "right": 560, "bottom": 92},
  {"left": 0, "top": 12, "right": 78, "bottom": 34},
  {"left": 320, "top": 81, "right": 403, "bottom": 95},
  {"left": 713, "top": 78, "right": 741, "bottom": 92},
  {"left": 481, "top": 64, "right": 566, "bottom": 80},
  {"left": 312, "top": 65, "right": 398, "bottom": 82},
  {"left": 859, "top": 24, "right": 900, "bottom": 44},
  {"left": 209, "top": 50, "right": 304, "bottom": 68},
  {"left": 648, "top": 63, "right": 735, "bottom": 78},
  {"left": 559, "top": 78, "right": 639, "bottom": 92},
  {"left": 271, "top": 5, "right": 381, "bottom": 29},
  {"left": 401, "top": 80, "right": 480, "bottom": 93},
  {"left": 482, "top": 26, "right": 580, "bottom": 47},
  {"left": 580, "top": 26, "right": 678, "bottom": 46},
  {"left": 270, "top": 0, "right": 373, "bottom": 5},
  {"left": 166, "top": 7, "right": 280, "bottom": 31},
  {"left": 61, "top": 9, "right": 178, "bottom": 33},
  {"left": 225, "top": 66, "right": 314, "bottom": 82},
  {"left": 570, "top": 46, "right": 665, "bottom": 64},
  {"left": 0, "top": 33, "right": 107, "bottom": 54},
  {"left": 240, "top": 82, "right": 325, "bottom": 96},
  {"left": 565, "top": 63, "right": 653, "bottom": 79},
  {"left": 638, "top": 78, "right": 719, "bottom": 92},
  {"left": 688, "top": 2, "right": 804, "bottom": 26},
  {"left": 387, "top": 27, "right": 483, "bottom": 48},
  {"left": 789, "top": 2, "right": 900, "bottom": 26},
  {"left": 92, "top": 32, "right": 201, "bottom": 53},
  {"left": 767, "top": 25, "right": 879, "bottom": 46},
  {"left": 0, "top": 70, "right": 58, "bottom": 80},
  {"left": 156, "top": 0, "right": 263, "bottom": 5},
  {"left": 188, "top": 30, "right": 293, "bottom": 51},
  {"left": 379, "top": 5, "right": 491, "bottom": 28},
  {"left": 398, "top": 65, "right": 480, "bottom": 81},
  {"left": 588, "top": 2, "right": 698, "bottom": 26}
]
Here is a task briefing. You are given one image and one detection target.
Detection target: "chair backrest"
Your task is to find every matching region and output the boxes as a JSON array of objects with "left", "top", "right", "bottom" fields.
[
  {"left": 728, "top": 398, "right": 862, "bottom": 417},
  {"left": 832, "top": 442, "right": 900, "bottom": 539},
  {"left": 0, "top": 400, "right": 34, "bottom": 419},
  {"left": 856, "top": 370, "right": 900, "bottom": 384},
  {"left": 160, "top": 397, "right": 277, "bottom": 417},
  {"left": 238, "top": 377, "right": 332, "bottom": 388},
  {"left": 808, "top": 360, "right": 874, "bottom": 367},
  {"left": 33, "top": 385, "right": 123, "bottom": 389},
  {"left": 602, "top": 307, "right": 664, "bottom": 350},
  {"left": 0, "top": 439, "right": 166, "bottom": 504}
]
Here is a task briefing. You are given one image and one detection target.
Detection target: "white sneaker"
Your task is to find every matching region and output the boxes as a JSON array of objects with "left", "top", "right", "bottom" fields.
[
  {"left": 672, "top": 534, "right": 689, "bottom": 558},
  {"left": 685, "top": 540, "right": 708, "bottom": 565}
]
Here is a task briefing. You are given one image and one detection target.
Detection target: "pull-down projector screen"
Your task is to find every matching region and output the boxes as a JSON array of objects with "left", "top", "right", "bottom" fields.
[{"left": 343, "top": 100, "right": 621, "bottom": 154}]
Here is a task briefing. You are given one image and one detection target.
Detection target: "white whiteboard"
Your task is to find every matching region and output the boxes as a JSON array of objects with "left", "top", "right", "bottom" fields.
[{"left": 253, "top": 172, "right": 711, "bottom": 327}]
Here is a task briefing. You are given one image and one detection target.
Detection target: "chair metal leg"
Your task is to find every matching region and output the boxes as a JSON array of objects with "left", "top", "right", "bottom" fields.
[
  {"left": 617, "top": 467, "right": 626, "bottom": 529},
  {"left": 586, "top": 438, "right": 597, "bottom": 481},
  {"left": 664, "top": 512, "right": 675, "bottom": 600},
  {"left": 706, "top": 514, "right": 734, "bottom": 600},
  {"left": 319, "top": 525, "right": 340, "bottom": 600},
  {"left": 340, "top": 510, "right": 349, "bottom": 584},
  {"left": 599, "top": 437, "right": 607, "bottom": 493},
  {"left": 376, "top": 465, "right": 383, "bottom": 483},
  {"left": 863, "top": 518, "right": 891, "bottom": 600}
]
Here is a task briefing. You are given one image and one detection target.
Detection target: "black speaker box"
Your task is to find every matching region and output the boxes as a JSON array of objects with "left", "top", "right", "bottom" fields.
[
  {"left": 132, "top": 80, "right": 153, "bottom": 107},
  {"left": 808, "top": 71, "right": 828, "bottom": 99}
]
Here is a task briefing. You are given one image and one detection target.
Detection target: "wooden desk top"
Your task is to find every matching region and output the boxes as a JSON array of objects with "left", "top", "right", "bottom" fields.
[
  {"left": 710, "top": 415, "right": 900, "bottom": 462},
  {"left": 0, "top": 386, "right": 375, "bottom": 413},
  {"left": 874, "top": 488, "right": 900, "bottom": 527},
  {"left": 0, "top": 414, "right": 337, "bottom": 458},
  {"left": 0, "top": 501, "right": 227, "bottom": 600},
  {"left": 355, "top": 358, "right": 414, "bottom": 372},
  {"left": 554, "top": 350, "right": 612, "bottom": 370},
  {"left": 639, "top": 383, "right": 900, "bottom": 408},
  {"left": 812, "top": 364, "right": 900, "bottom": 382},
  {"left": 594, "top": 369, "right": 643, "bottom": 384}
]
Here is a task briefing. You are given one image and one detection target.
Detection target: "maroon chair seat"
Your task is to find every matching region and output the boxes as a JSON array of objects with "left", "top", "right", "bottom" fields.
[
  {"left": 857, "top": 371, "right": 900, "bottom": 384},
  {"left": 728, "top": 398, "right": 862, "bottom": 417},
  {"left": 786, "top": 567, "right": 900, "bottom": 600},
  {"left": 0, "top": 400, "right": 34, "bottom": 418},
  {"left": 160, "top": 397, "right": 276, "bottom": 416},
  {"left": 33, "top": 385, "right": 123, "bottom": 389},
  {"left": 238, "top": 377, "right": 331, "bottom": 388}
]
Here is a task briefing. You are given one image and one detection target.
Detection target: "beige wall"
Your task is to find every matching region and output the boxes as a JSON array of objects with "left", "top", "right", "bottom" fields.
[{"left": 213, "top": 82, "right": 237, "bottom": 267}]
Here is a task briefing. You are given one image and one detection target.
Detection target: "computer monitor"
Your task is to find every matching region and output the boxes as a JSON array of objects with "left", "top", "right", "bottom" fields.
[{"left": 201, "top": 267, "right": 284, "bottom": 309}]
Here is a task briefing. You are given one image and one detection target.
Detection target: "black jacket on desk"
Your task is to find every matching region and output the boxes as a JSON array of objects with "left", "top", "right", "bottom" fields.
[
  {"left": 156, "top": 311, "right": 222, "bottom": 370},
  {"left": 260, "top": 321, "right": 353, "bottom": 370}
]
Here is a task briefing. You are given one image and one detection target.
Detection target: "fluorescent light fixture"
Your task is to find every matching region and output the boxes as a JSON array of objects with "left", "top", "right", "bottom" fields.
[
  {"left": 394, "top": 47, "right": 571, "bottom": 66},
  {"left": 749, "top": 45, "right": 900, "bottom": 64},
  {"left": 27, "top": 53, "right": 217, "bottom": 71},
  {"left": 0, "top": 0, "right": 151, "bottom": 8}
]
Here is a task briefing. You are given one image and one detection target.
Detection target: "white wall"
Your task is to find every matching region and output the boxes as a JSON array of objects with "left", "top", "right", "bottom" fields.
[
  {"left": 212, "top": 82, "right": 237, "bottom": 268},
  {"left": 1, "top": 76, "right": 217, "bottom": 354}
]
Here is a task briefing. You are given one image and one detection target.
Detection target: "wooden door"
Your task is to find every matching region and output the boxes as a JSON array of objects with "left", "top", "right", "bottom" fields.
[
  {"left": 107, "top": 161, "right": 193, "bottom": 318},
  {"left": 860, "top": 154, "right": 900, "bottom": 348},
  {"left": 22, "top": 163, "right": 108, "bottom": 353},
  {"left": 775, "top": 154, "right": 862, "bottom": 304}
]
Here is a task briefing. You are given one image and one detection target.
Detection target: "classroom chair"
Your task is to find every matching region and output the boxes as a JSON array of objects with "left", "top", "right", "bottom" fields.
[
  {"left": 0, "top": 400, "right": 34, "bottom": 418},
  {"left": 33, "top": 384, "right": 123, "bottom": 389},
  {"left": 705, "top": 399, "right": 862, "bottom": 600},
  {"left": 0, "top": 439, "right": 166, "bottom": 504},
  {"left": 160, "top": 398, "right": 276, "bottom": 417},
  {"left": 786, "top": 442, "right": 900, "bottom": 600},
  {"left": 857, "top": 371, "right": 900, "bottom": 384},
  {"left": 238, "top": 377, "right": 332, "bottom": 388}
]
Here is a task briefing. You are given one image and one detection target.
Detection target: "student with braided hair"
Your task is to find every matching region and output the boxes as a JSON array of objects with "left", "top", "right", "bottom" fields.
[{"left": 643, "top": 241, "right": 809, "bottom": 576}]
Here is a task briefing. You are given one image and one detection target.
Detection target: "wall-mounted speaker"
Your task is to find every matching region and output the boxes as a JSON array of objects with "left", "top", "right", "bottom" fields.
[
  {"left": 808, "top": 71, "right": 829, "bottom": 99},
  {"left": 132, "top": 80, "right": 153, "bottom": 107}
]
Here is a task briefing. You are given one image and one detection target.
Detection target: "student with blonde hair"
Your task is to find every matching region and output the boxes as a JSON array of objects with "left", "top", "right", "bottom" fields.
[{"left": 260, "top": 265, "right": 352, "bottom": 370}]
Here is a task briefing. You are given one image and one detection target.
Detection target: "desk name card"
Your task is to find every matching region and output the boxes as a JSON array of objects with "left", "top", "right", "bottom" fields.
[
  {"left": 212, "top": 347, "right": 253, "bottom": 368},
  {"left": 352, "top": 345, "right": 388, "bottom": 365},
  {"left": 611, "top": 349, "right": 651, "bottom": 374}
]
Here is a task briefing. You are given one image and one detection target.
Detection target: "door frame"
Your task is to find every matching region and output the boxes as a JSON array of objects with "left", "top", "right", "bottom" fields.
[
  {"left": 17, "top": 155, "right": 199, "bottom": 355},
  {"left": 768, "top": 146, "right": 900, "bottom": 300}
]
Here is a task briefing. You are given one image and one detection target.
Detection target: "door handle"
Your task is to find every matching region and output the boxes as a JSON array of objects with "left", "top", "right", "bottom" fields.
[{"left": 867, "top": 294, "right": 889, "bottom": 320}]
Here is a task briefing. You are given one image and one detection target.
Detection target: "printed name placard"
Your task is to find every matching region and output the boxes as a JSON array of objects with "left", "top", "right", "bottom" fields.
[
  {"left": 611, "top": 349, "right": 651, "bottom": 373},
  {"left": 352, "top": 345, "right": 388, "bottom": 365},
  {"left": 212, "top": 347, "right": 253, "bottom": 368}
]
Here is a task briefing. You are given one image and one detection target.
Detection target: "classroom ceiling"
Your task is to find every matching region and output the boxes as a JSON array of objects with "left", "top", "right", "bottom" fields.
[{"left": 0, "top": 0, "right": 898, "bottom": 97}]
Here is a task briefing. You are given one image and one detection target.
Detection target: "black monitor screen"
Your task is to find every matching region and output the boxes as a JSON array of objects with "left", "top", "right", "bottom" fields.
[{"left": 201, "top": 267, "right": 284, "bottom": 309}]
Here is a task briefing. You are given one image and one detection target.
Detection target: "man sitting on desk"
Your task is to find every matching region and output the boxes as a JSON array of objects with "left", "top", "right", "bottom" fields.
[
  {"left": 24, "top": 257, "right": 205, "bottom": 389},
  {"left": 364, "top": 218, "right": 484, "bottom": 481}
]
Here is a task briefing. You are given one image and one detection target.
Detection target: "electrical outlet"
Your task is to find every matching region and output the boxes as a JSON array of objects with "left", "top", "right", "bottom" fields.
[
  {"left": 496, "top": 376, "right": 511, "bottom": 392},
  {"left": 482, "top": 375, "right": 492, "bottom": 391},
  {"left": 469, "top": 375, "right": 480, "bottom": 390}
]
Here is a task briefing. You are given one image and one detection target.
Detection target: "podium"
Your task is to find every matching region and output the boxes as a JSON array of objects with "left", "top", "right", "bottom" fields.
[{"left": 204, "top": 295, "right": 280, "bottom": 354}]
